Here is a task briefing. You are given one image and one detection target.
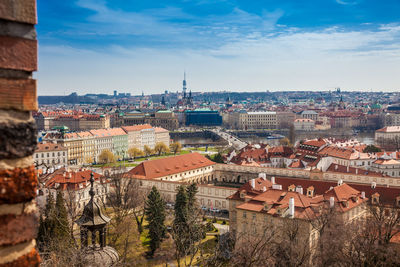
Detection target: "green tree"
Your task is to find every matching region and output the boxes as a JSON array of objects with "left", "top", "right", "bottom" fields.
[
  {"left": 144, "top": 145, "right": 153, "bottom": 157},
  {"left": 170, "top": 142, "right": 182, "bottom": 155},
  {"left": 128, "top": 147, "right": 144, "bottom": 159},
  {"left": 37, "top": 214, "right": 47, "bottom": 250},
  {"left": 144, "top": 186, "right": 166, "bottom": 257},
  {"left": 363, "top": 145, "right": 381, "bottom": 153},
  {"left": 154, "top": 142, "right": 169, "bottom": 156},
  {"left": 99, "top": 149, "right": 116, "bottom": 164},
  {"left": 187, "top": 183, "right": 198, "bottom": 213},
  {"left": 207, "top": 153, "right": 224, "bottom": 163},
  {"left": 173, "top": 185, "right": 189, "bottom": 259},
  {"left": 173, "top": 184, "right": 204, "bottom": 266},
  {"left": 279, "top": 137, "right": 291, "bottom": 147},
  {"left": 44, "top": 192, "right": 56, "bottom": 236},
  {"left": 289, "top": 124, "right": 296, "bottom": 145},
  {"left": 54, "top": 191, "right": 70, "bottom": 241}
]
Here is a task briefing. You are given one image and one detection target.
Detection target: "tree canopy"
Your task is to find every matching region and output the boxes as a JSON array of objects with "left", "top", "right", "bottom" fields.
[
  {"left": 154, "top": 142, "right": 169, "bottom": 156},
  {"left": 128, "top": 147, "right": 144, "bottom": 159},
  {"left": 144, "top": 186, "right": 166, "bottom": 257},
  {"left": 99, "top": 149, "right": 116, "bottom": 164},
  {"left": 170, "top": 142, "right": 182, "bottom": 155}
]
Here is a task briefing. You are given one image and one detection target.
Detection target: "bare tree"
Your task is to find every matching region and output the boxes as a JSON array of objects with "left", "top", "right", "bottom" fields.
[
  {"left": 39, "top": 238, "right": 89, "bottom": 267},
  {"left": 171, "top": 207, "right": 206, "bottom": 267},
  {"left": 368, "top": 199, "right": 400, "bottom": 245},
  {"left": 230, "top": 222, "right": 277, "bottom": 267},
  {"left": 274, "top": 219, "right": 311, "bottom": 267},
  {"left": 305, "top": 203, "right": 349, "bottom": 266},
  {"left": 100, "top": 166, "right": 145, "bottom": 264},
  {"left": 63, "top": 187, "right": 81, "bottom": 247}
]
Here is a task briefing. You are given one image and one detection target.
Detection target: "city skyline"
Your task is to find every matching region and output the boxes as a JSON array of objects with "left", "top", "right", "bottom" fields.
[{"left": 37, "top": 0, "right": 400, "bottom": 95}]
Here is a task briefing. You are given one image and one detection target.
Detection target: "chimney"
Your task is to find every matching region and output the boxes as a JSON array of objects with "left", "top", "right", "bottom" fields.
[
  {"left": 335, "top": 164, "right": 338, "bottom": 170},
  {"left": 272, "top": 184, "right": 282, "bottom": 190},
  {"left": 262, "top": 186, "right": 267, "bottom": 192},
  {"left": 258, "top": 173, "right": 266, "bottom": 180},
  {"left": 361, "top": 191, "right": 365, "bottom": 199},
  {"left": 69, "top": 172, "right": 72, "bottom": 179},
  {"left": 295, "top": 186, "right": 303, "bottom": 195},
  {"left": 346, "top": 165, "right": 349, "bottom": 173},
  {"left": 63, "top": 172, "right": 66, "bottom": 178},
  {"left": 289, "top": 197, "right": 295, "bottom": 218},
  {"left": 330, "top": 196, "right": 335, "bottom": 208},
  {"left": 356, "top": 168, "right": 358, "bottom": 175},
  {"left": 371, "top": 182, "right": 376, "bottom": 189},
  {"left": 250, "top": 179, "right": 255, "bottom": 189},
  {"left": 338, "top": 179, "right": 343, "bottom": 185},
  {"left": 271, "top": 176, "right": 275, "bottom": 184}
]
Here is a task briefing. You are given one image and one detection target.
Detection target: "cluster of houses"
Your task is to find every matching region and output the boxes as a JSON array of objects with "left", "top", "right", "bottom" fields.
[
  {"left": 35, "top": 124, "right": 170, "bottom": 168},
  {"left": 226, "top": 138, "right": 400, "bottom": 178},
  {"left": 37, "top": 146, "right": 400, "bottom": 251}
]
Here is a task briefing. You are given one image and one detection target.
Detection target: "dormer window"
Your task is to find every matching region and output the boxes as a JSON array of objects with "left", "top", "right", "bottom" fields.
[
  {"left": 288, "top": 184, "right": 296, "bottom": 192},
  {"left": 307, "top": 186, "right": 314, "bottom": 197},
  {"left": 372, "top": 193, "right": 380, "bottom": 204},
  {"left": 240, "top": 191, "right": 246, "bottom": 199},
  {"left": 396, "top": 196, "right": 400, "bottom": 207},
  {"left": 343, "top": 201, "right": 349, "bottom": 208}
]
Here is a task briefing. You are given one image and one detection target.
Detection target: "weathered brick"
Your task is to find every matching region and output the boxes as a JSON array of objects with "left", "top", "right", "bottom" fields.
[
  {"left": 0, "top": 0, "right": 37, "bottom": 25},
  {"left": 0, "top": 166, "right": 37, "bottom": 205},
  {"left": 0, "top": 212, "right": 38, "bottom": 246},
  {"left": 0, "top": 78, "right": 36, "bottom": 110},
  {"left": 0, "top": 20, "right": 36, "bottom": 40},
  {"left": 0, "top": 120, "right": 37, "bottom": 159},
  {"left": 0, "top": 36, "right": 37, "bottom": 71},
  {"left": 0, "top": 247, "right": 40, "bottom": 267}
]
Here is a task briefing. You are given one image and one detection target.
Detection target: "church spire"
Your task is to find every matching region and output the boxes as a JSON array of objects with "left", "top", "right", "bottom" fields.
[{"left": 183, "top": 71, "right": 187, "bottom": 97}]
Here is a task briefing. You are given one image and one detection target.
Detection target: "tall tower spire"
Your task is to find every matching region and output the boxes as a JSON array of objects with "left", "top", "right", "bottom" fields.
[{"left": 183, "top": 71, "right": 187, "bottom": 98}]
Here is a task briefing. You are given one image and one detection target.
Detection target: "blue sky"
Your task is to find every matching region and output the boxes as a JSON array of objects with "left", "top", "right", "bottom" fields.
[{"left": 36, "top": 0, "right": 400, "bottom": 95}]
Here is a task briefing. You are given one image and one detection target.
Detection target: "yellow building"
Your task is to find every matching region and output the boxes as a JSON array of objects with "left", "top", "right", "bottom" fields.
[
  {"left": 79, "top": 114, "right": 110, "bottom": 130},
  {"left": 61, "top": 133, "right": 83, "bottom": 165},
  {"left": 154, "top": 127, "right": 170, "bottom": 147},
  {"left": 77, "top": 131, "right": 96, "bottom": 164}
]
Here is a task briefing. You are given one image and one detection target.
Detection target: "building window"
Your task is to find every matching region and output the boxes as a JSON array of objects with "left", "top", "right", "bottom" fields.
[{"left": 243, "top": 211, "right": 247, "bottom": 218}]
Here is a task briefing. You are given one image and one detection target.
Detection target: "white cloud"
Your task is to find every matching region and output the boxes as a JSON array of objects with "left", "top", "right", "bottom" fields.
[
  {"left": 37, "top": 2, "right": 400, "bottom": 95},
  {"left": 336, "top": 0, "right": 359, "bottom": 5}
]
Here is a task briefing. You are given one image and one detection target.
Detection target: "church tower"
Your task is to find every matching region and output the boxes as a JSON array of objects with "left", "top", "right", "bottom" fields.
[{"left": 183, "top": 71, "right": 187, "bottom": 98}]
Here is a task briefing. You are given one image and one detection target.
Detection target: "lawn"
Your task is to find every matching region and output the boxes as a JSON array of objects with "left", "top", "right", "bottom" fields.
[
  {"left": 206, "top": 218, "right": 229, "bottom": 225},
  {"left": 92, "top": 150, "right": 192, "bottom": 168}
]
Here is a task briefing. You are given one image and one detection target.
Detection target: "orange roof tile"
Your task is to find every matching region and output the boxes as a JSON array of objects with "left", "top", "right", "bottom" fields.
[
  {"left": 126, "top": 153, "right": 215, "bottom": 179},
  {"left": 122, "top": 124, "right": 153, "bottom": 132},
  {"left": 36, "top": 142, "right": 67, "bottom": 152}
]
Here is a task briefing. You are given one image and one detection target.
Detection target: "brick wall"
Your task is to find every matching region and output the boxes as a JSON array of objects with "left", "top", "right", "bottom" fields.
[{"left": 0, "top": 1, "right": 40, "bottom": 266}]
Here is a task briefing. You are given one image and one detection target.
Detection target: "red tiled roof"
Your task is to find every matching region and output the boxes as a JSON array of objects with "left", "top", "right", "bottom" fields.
[
  {"left": 376, "top": 126, "right": 400, "bottom": 133},
  {"left": 45, "top": 170, "right": 103, "bottom": 191},
  {"left": 302, "top": 139, "right": 326, "bottom": 148},
  {"left": 36, "top": 142, "right": 67, "bottom": 152},
  {"left": 288, "top": 160, "right": 304, "bottom": 168},
  {"left": 318, "top": 146, "right": 353, "bottom": 159},
  {"left": 230, "top": 179, "right": 367, "bottom": 218},
  {"left": 126, "top": 153, "right": 215, "bottom": 179},
  {"left": 326, "top": 163, "right": 384, "bottom": 177},
  {"left": 122, "top": 124, "right": 153, "bottom": 132},
  {"left": 273, "top": 176, "right": 400, "bottom": 205},
  {"left": 154, "top": 127, "right": 168, "bottom": 133},
  {"left": 373, "top": 159, "right": 400, "bottom": 165}
]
